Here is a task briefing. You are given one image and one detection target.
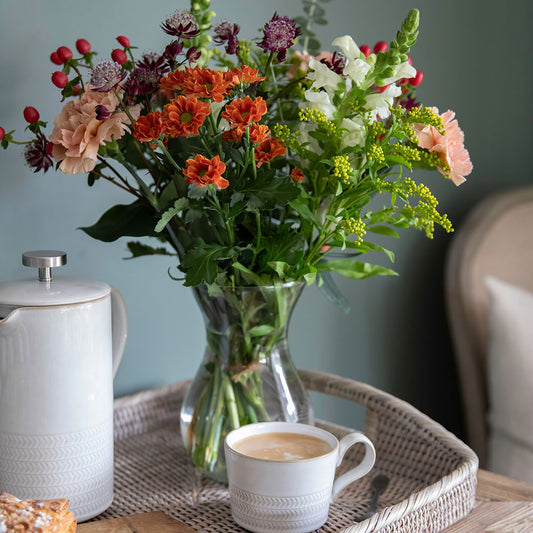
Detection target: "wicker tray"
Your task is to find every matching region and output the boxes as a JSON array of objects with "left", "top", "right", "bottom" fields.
[{"left": 98, "top": 370, "right": 478, "bottom": 532}]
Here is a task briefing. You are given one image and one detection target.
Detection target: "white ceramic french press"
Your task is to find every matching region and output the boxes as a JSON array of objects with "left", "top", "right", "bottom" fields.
[{"left": 0, "top": 251, "right": 127, "bottom": 521}]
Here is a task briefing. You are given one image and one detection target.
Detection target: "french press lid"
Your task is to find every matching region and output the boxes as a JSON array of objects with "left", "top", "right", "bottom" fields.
[{"left": 0, "top": 250, "right": 111, "bottom": 308}]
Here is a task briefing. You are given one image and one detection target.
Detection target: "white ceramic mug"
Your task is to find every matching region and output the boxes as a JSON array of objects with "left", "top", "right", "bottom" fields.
[{"left": 224, "top": 421, "right": 376, "bottom": 533}]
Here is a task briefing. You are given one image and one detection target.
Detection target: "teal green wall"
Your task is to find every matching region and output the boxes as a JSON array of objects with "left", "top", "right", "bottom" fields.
[{"left": 1, "top": 0, "right": 531, "bottom": 437}]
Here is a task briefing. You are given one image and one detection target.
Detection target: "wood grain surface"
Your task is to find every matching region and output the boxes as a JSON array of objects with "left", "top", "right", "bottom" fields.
[{"left": 77, "top": 511, "right": 196, "bottom": 532}]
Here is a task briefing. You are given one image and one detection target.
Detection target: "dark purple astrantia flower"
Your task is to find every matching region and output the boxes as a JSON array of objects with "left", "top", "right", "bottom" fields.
[
  {"left": 320, "top": 51, "right": 347, "bottom": 75},
  {"left": 24, "top": 139, "right": 53, "bottom": 173},
  {"left": 213, "top": 20, "right": 240, "bottom": 54},
  {"left": 124, "top": 52, "right": 170, "bottom": 96},
  {"left": 90, "top": 61, "right": 126, "bottom": 92},
  {"left": 161, "top": 11, "right": 199, "bottom": 39},
  {"left": 258, "top": 13, "right": 301, "bottom": 62}
]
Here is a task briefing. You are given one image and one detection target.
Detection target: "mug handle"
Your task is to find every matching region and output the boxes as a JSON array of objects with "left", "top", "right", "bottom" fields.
[
  {"left": 111, "top": 287, "right": 128, "bottom": 378},
  {"left": 331, "top": 431, "right": 376, "bottom": 501}
]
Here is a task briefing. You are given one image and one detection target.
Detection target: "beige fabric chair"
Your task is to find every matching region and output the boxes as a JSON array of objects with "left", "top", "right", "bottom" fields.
[{"left": 445, "top": 185, "right": 533, "bottom": 467}]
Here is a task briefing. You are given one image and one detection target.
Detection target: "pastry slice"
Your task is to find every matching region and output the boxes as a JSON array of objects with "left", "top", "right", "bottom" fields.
[{"left": 0, "top": 492, "right": 76, "bottom": 532}]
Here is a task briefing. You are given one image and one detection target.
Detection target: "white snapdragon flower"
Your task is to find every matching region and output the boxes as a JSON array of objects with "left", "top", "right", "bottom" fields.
[
  {"left": 340, "top": 117, "right": 366, "bottom": 149},
  {"left": 302, "top": 89, "right": 336, "bottom": 119},
  {"left": 364, "top": 84, "right": 402, "bottom": 122},
  {"left": 331, "top": 35, "right": 371, "bottom": 86},
  {"left": 380, "top": 61, "right": 416, "bottom": 85},
  {"left": 306, "top": 57, "right": 343, "bottom": 98}
]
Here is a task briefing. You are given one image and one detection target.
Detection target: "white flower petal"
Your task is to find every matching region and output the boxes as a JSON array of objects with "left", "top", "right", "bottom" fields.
[
  {"left": 303, "top": 89, "right": 336, "bottom": 120},
  {"left": 365, "top": 84, "right": 402, "bottom": 121},
  {"left": 381, "top": 61, "right": 417, "bottom": 85},
  {"left": 331, "top": 35, "right": 360, "bottom": 61},
  {"left": 307, "top": 58, "right": 343, "bottom": 96},
  {"left": 340, "top": 117, "right": 366, "bottom": 149},
  {"left": 344, "top": 58, "right": 371, "bottom": 86}
]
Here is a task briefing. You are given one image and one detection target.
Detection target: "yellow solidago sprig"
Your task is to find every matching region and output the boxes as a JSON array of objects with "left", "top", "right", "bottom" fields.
[
  {"left": 376, "top": 177, "right": 453, "bottom": 238},
  {"left": 339, "top": 217, "right": 367, "bottom": 245}
]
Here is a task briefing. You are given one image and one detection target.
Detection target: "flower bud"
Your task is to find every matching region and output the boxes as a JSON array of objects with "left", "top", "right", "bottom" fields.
[
  {"left": 116, "top": 35, "right": 130, "bottom": 48},
  {"left": 50, "top": 51, "right": 62, "bottom": 65},
  {"left": 23, "top": 106, "right": 40, "bottom": 123},
  {"left": 359, "top": 45, "right": 371, "bottom": 58},
  {"left": 56, "top": 46, "right": 73, "bottom": 63},
  {"left": 410, "top": 70, "right": 423, "bottom": 86},
  {"left": 52, "top": 71, "right": 69, "bottom": 88},
  {"left": 111, "top": 48, "right": 128, "bottom": 65},
  {"left": 373, "top": 41, "right": 388, "bottom": 54},
  {"left": 76, "top": 38, "right": 91, "bottom": 54}
]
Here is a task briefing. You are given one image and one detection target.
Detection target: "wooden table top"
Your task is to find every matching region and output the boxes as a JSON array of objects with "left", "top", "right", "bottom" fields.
[{"left": 441, "top": 469, "right": 533, "bottom": 532}]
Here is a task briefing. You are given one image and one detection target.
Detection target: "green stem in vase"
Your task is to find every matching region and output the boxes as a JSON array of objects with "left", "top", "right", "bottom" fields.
[{"left": 222, "top": 374, "right": 240, "bottom": 430}]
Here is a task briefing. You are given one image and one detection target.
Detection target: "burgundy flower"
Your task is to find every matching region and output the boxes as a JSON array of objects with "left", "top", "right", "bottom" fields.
[
  {"left": 213, "top": 20, "right": 240, "bottom": 55},
  {"left": 24, "top": 139, "right": 53, "bottom": 173},
  {"left": 186, "top": 46, "right": 201, "bottom": 63},
  {"left": 164, "top": 40, "right": 184, "bottom": 60},
  {"left": 89, "top": 60, "right": 126, "bottom": 92},
  {"left": 95, "top": 105, "right": 110, "bottom": 120},
  {"left": 258, "top": 13, "right": 301, "bottom": 62},
  {"left": 399, "top": 94, "right": 420, "bottom": 113},
  {"left": 161, "top": 11, "right": 199, "bottom": 39},
  {"left": 320, "top": 51, "right": 346, "bottom": 75}
]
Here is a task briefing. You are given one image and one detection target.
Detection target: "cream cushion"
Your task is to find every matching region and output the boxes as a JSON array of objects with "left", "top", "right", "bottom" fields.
[{"left": 485, "top": 276, "right": 533, "bottom": 483}]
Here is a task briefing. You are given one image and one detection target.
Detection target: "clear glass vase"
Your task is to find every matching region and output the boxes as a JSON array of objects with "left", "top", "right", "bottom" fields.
[{"left": 180, "top": 281, "right": 313, "bottom": 482}]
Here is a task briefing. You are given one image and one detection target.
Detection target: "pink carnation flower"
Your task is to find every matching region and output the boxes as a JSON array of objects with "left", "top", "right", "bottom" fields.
[
  {"left": 412, "top": 108, "right": 473, "bottom": 186},
  {"left": 49, "top": 86, "right": 140, "bottom": 175}
]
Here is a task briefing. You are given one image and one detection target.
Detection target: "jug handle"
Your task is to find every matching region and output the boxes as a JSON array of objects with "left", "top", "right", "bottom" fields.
[{"left": 111, "top": 287, "right": 128, "bottom": 378}]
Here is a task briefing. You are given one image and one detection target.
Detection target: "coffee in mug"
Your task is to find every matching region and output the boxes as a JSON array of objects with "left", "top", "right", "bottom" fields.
[
  {"left": 232, "top": 431, "right": 332, "bottom": 461},
  {"left": 225, "top": 421, "right": 376, "bottom": 533}
]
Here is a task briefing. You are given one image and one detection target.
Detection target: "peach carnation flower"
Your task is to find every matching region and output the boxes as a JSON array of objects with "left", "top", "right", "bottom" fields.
[
  {"left": 49, "top": 86, "right": 140, "bottom": 175},
  {"left": 412, "top": 108, "right": 473, "bottom": 186}
]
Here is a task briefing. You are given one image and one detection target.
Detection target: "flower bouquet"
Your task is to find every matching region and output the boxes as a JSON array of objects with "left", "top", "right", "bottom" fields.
[{"left": 1, "top": 0, "right": 472, "bottom": 479}]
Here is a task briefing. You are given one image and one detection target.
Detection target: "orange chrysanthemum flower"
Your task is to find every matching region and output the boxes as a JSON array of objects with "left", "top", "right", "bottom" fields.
[
  {"left": 180, "top": 66, "right": 233, "bottom": 102},
  {"left": 221, "top": 96, "right": 267, "bottom": 129},
  {"left": 133, "top": 111, "right": 164, "bottom": 143},
  {"left": 222, "top": 124, "right": 270, "bottom": 144},
  {"left": 183, "top": 154, "right": 228, "bottom": 189},
  {"left": 162, "top": 96, "right": 210, "bottom": 137},
  {"left": 225, "top": 65, "right": 266, "bottom": 86},
  {"left": 159, "top": 70, "right": 187, "bottom": 93},
  {"left": 254, "top": 137, "right": 286, "bottom": 168},
  {"left": 291, "top": 168, "right": 305, "bottom": 182},
  {"left": 249, "top": 124, "right": 270, "bottom": 144},
  {"left": 222, "top": 128, "right": 244, "bottom": 142}
]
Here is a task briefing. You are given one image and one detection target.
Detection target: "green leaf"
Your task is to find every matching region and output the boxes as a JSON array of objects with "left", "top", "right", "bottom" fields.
[
  {"left": 288, "top": 200, "right": 321, "bottom": 227},
  {"left": 125, "top": 241, "right": 174, "bottom": 259},
  {"left": 232, "top": 261, "right": 265, "bottom": 286},
  {"left": 249, "top": 324, "right": 275, "bottom": 336},
  {"left": 267, "top": 261, "right": 291, "bottom": 277},
  {"left": 316, "top": 259, "right": 398, "bottom": 280},
  {"left": 155, "top": 198, "right": 189, "bottom": 233},
  {"left": 181, "top": 241, "right": 234, "bottom": 286},
  {"left": 367, "top": 225, "right": 400, "bottom": 238},
  {"left": 79, "top": 200, "right": 158, "bottom": 242},
  {"left": 239, "top": 174, "right": 300, "bottom": 209}
]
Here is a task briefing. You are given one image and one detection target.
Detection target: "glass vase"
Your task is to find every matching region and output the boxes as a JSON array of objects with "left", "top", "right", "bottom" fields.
[{"left": 180, "top": 281, "right": 313, "bottom": 482}]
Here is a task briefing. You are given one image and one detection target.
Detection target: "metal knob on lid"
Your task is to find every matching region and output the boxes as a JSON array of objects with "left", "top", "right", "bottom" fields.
[{"left": 22, "top": 250, "right": 67, "bottom": 282}]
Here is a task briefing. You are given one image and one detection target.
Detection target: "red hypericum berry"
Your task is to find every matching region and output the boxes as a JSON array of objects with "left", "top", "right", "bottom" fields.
[
  {"left": 111, "top": 48, "right": 127, "bottom": 65},
  {"left": 76, "top": 38, "right": 91, "bottom": 54},
  {"left": 50, "top": 51, "right": 62, "bottom": 65},
  {"left": 376, "top": 84, "right": 389, "bottom": 93},
  {"left": 373, "top": 41, "right": 388, "bottom": 54},
  {"left": 51, "top": 71, "right": 69, "bottom": 88},
  {"left": 23, "top": 106, "right": 40, "bottom": 124},
  {"left": 116, "top": 35, "right": 130, "bottom": 48},
  {"left": 410, "top": 70, "right": 424, "bottom": 87},
  {"left": 0, "top": 127, "right": 5, "bottom": 141},
  {"left": 56, "top": 46, "right": 73, "bottom": 63},
  {"left": 359, "top": 45, "right": 371, "bottom": 57},
  {"left": 45, "top": 142, "right": 54, "bottom": 157},
  {"left": 407, "top": 55, "right": 413, "bottom": 65}
]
